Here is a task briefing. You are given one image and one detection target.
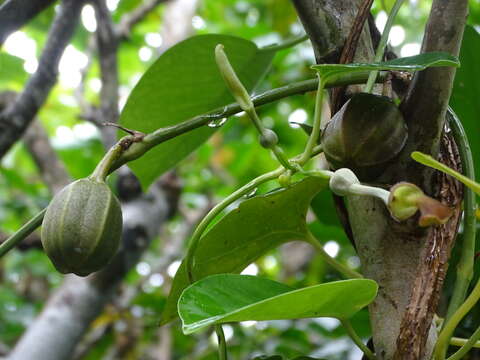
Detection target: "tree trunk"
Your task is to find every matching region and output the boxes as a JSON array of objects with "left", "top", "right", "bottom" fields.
[{"left": 292, "top": 0, "right": 467, "bottom": 358}]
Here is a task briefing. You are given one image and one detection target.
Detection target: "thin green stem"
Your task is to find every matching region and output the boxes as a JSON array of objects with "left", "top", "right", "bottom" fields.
[
  {"left": 263, "top": 34, "right": 309, "bottom": 52},
  {"left": 90, "top": 140, "right": 126, "bottom": 182},
  {"left": 307, "top": 232, "right": 363, "bottom": 279},
  {"left": 450, "top": 336, "right": 480, "bottom": 349},
  {"left": 246, "top": 108, "right": 295, "bottom": 171},
  {"left": 185, "top": 168, "right": 284, "bottom": 283},
  {"left": 215, "top": 325, "right": 228, "bottom": 360},
  {"left": 364, "top": 0, "right": 406, "bottom": 93},
  {"left": 444, "top": 110, "right": 476, "bottom": 321},
  {"left": 448, "top": 327, "right": 480, "bottom": 360},
  {"left": 435, "top": 279, "right": 480, "bottom": 359},
  {"left": 340, "top": 319, "right": 376, "bottom": 360},
  {"left": 111, "top": 73, "right": 387, "bottom": 173},
  {"left": 299, "top": 75, "right": 324, "bottom": 165},
  {"left": 0, "top": 209, "right": 46, "bottom": 258},
  {"left": 349, "top": 184, "right": 390, "bottom": 205}
]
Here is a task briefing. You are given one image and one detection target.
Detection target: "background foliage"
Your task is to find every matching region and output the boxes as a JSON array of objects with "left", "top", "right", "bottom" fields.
[{"left": 1, "top": 0, "right": 480, "bottom": 359}]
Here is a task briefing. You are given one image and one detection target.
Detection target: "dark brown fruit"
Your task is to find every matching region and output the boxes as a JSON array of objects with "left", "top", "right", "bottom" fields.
[{"left": 321, "top": 92, "right": 407, "bottom": 179}]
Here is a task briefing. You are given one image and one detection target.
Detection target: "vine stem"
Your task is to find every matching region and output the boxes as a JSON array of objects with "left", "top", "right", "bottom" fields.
[
  {"left": 447, "top": 327, "right": 480, "bottom": 360},
  {"left": 340, "top": 319, "right": 376, "bottom": 360},
  {"left": 443, "top": 111, "right": 477, "bottom": 311},
  {"left": 435, "top": 278, "right": 480, "bottom": 359},
  {"left": 263, "top": 34, "right": 309, "bottom": 52},
  {"left": 215, "top": 324, "right": 228, "bottom": 360},
  {"left": 450, "top": 336, "right": 480, "bottom": 349},
  {"left": 299, "top": 75, "right": 324, "bottom": 165},
  {"left": 0, "top": 208, "right": 47, "bottom": 257},
  {"left": 185, "top": 167, "right": 284, "bottom": 283},
  {"left": 433, "top": 109, "right": 476, "bottom": 360},
  {"left": 89, "top": 140, "right": 126, "bottom": 182},
  {"left": 364, "top": 0, "right": 406, "bottom": 93},
  {"left": 306, "top": 232, "right": 363, "bottom": 279}
]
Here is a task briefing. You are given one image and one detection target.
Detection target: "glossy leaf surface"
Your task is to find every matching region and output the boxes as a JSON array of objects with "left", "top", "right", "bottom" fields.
[
  {"left": 179, "top": 274, "right": 378, "bottom": 334},
  {"left": 119, "top": 34, "right": 275, "bottom": 188},
  {"left": 312, "top": 52, "right": 459, "bottom": 84}
]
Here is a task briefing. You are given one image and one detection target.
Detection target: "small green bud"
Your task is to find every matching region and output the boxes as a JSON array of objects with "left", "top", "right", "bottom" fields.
[
  {"left": 259, "top": 129, "right": 279, "bottom": 149},
  {"left": 388, "top": 182, "right": 453, "bottom": 226},
  {"left": 215, "top": 44, "right": 253, "bottom": 111},
  {"left": 278, "top": 171, "right": 292, "bottom": 187},
  {"left": 388, "top": 182, "right": 422, "bottom": 221}
]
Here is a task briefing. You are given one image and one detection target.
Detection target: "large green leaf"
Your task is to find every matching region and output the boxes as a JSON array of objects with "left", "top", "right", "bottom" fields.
[
  {"left": 160, "top": 176, "right": 327, "bottom": 325},
  {"left": 178, "top": 274, "right": 378, "bottom": 334},
  {"left": 119, "top": 34, "right": 275, "bottom": 188},
  {"left": 312, "top": 52, "right": 459, "bottom": 84},
  {"left": 450, "top": 26, "right": 480, "bottom": 180}
]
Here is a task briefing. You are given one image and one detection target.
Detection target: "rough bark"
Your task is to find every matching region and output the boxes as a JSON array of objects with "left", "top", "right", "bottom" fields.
[{"left": 293, "top": 1, "right": 467, "bottom": 359}]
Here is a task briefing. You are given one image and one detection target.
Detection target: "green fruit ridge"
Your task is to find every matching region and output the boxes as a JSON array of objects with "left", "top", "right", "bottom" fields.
[{"left": 41, "top": 178, "right": 123, "bottom": 276}]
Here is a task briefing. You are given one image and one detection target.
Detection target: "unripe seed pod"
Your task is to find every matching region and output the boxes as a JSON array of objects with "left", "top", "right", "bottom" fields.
[
  {"left": 278, "top": 172, "right": 292, "bottom": 187},
  {"left": 41, "top": 178, "right": 122, "bottom": 276},
  {"left": 259, "top": 129, "right": 279, "bottom": 149},
  {"left": 321, "top": 92, "right": 407, "bottom": 180}
]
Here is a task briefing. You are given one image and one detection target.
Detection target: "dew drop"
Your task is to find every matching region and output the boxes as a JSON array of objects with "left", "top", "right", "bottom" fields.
[
  {"left": 244, "top": 188, "right": 258, "bottom": 198},
  {"left": 207, "top": 117, "right": 227, "bottom": 128}
]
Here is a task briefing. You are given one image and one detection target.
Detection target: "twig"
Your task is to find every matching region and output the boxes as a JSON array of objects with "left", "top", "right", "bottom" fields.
[
  {"left": 116, "top": 0, "right": 169, "bottom": 40},
  {"left": 341, "top": 319, "right": 376, "bottom": 360},
  {"left": 400, "top": 0, "right": 468, "bottom": 168},
  {"left": 0, "top": 0, "right": 86, "bottom": 159},
  {"left": 442, "top": 109, "right": 476, "bottom": 324},
  {"left": 23, "top": 120, "right": 71, "bottom": 194},
  {"left": 92, "top": 0, "right": 120, "bottom": 148},
  {"left": 0, "top": 209, "right": 46, "bottom": 257},
  {"left": 111, "top": 73, "right": 386, "bottom": 172},
  {"left": 306, "top": 232, "right": 363, "bottom": 279},
  {"left": 0, "top": 0, "right": 56, "bottom": 45}
]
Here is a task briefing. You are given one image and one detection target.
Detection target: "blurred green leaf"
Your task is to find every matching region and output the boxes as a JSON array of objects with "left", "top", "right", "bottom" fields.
[
  {"left": 0, "top": 53, "right": 27, "bottom": 88},
  {"left": 312, "top": 52, "right": 459, "bottom": 84},
  {"left": 178, "top": 274, "right": 378, "bottom": 334},
  {"left": 120, "top": 34, "right": 275, "bottom": 189},
  {"left": 160, "top": 176, "right": 327, "bottom": 324}
]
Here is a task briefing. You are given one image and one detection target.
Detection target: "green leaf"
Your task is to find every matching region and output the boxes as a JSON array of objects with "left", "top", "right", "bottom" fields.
[
  {"left": 119, "top": 34, "right": 275, "bottom": 189},
  {"left": 0, "top": 53, "right": 27, "bottom": 88},
  {"left": 160, "top": 176, "right": 327, "bottom": 325},
  {"left": 178, "top": 274, "right": 378, "bottom": 334},
  {"left": 411, "top": 151, "right": 480, "bottom": 195},
  {"left": 450, "top": 26, "right": 480, "bottom": 180},
  {"left": 312, "top": 52, "right": 459, "bottom": 84}
]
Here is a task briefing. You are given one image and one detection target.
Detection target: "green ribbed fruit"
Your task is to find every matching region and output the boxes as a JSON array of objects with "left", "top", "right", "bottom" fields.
[{"left": 41, "top": 178, "right": 122, "bottom": 276}]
